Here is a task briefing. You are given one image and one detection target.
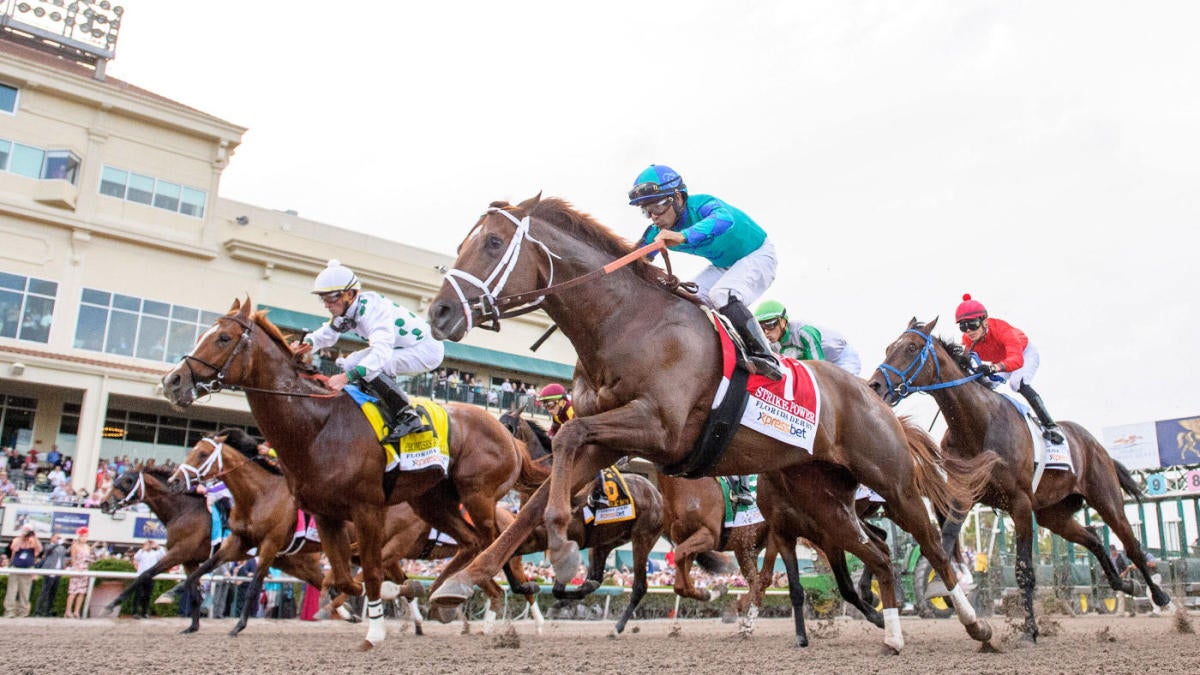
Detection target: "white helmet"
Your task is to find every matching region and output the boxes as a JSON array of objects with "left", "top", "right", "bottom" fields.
[{"left": 312, "top": 259, "right": 361, "bottom": 294}]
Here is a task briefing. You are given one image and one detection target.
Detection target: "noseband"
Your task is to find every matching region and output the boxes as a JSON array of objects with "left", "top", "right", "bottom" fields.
[
  {"left": 875, "top": 329, "right": 983, "bottom": 404},
  {"left": 113, "top": 472, "right": 146, "bottom": 508},
  {"left": 175, "top": 437, "right": 226, "bottom": 491}
]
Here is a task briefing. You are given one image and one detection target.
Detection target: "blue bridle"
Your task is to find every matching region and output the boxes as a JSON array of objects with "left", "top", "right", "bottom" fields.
[{"left": 876, "top": 329, "right": 985, "bottom": 404}]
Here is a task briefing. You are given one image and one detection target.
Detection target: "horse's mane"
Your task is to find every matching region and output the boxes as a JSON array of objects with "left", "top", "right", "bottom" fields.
[
  {"left": 521, "top": 417, "right": 553, "bottom": 456},
  {"left": 493, "top": 196, "right": 658, "bottom": 284},
  {"left": 141, "top": 465, "right": 176, "bottom": 482},
  {"left": 919, "top": 324, "right": 988, "bottom": 383},
  {"left": 242, "top": 308, "right": 323, "bottom": 377},
  {"left": 216, "top": 427, "right": 283, "bottom": 475}
]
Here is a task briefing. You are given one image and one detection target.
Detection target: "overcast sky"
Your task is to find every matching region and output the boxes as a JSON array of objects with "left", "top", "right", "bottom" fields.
[{"left": 105, "top": 1, "right": 1198, "bottom": 437}]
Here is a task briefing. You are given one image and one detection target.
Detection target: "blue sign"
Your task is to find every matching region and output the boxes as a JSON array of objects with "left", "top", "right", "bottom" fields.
[
  {"left": 51, "top": 512, "right": 89, "bottom": 536},
  {"left": 134, "top": 517, "right": 167, "bottom": 540},
  {"left": 1155, "top": 416, "right": 1200, "bottom": 468}
]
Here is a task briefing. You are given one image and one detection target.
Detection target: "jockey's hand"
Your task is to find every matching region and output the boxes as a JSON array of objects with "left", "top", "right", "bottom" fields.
[
  {"left": 652, "top": 229, "right": 686, "bottom": 247},
  {"left": 977, "top": 362, "right": 999, "bottom": 376},
  {"left": 289, "top": 341, "right": 313, "bottom": 356},
  {"left": 327, "top": 372, "right": 349, "bottom": 391}
]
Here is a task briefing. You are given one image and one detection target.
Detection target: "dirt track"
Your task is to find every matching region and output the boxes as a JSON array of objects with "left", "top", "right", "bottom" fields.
[{"left": 0, "top": 612, "right": 1195, "bottom": 674}]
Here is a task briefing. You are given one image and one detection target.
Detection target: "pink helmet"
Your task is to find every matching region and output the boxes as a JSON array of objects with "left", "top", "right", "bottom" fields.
[
  {"left": 537, "top": 383, "right": 567, "bottom": 402},
  {"left": 955, "top": 293, "right": 988, "bottom": 322}
]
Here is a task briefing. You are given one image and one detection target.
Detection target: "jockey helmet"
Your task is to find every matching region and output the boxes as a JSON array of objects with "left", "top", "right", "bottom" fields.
[
  {"left": 627, "top": 164, "right": 687, "bottom": 205},
  {"left": 955, "top": 294, "right": 988, "bottom": 321},
  {"left": 537, "top": 383, "right": 568, "bottom": 402},
  {"left": 312, "top": 259, "right": 361, "bottom": 295},
  {"left": 753, "top": 299, "right": 788, "bottom": 323}
]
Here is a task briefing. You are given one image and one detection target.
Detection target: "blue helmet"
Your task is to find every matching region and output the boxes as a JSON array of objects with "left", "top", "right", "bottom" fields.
[{"left": 627, "top": 164, "right": 687, "bottom": 205}]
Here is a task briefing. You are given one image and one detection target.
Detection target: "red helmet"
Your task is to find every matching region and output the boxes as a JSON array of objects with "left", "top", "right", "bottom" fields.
[
  {"left": 955, "top": 293, "right": 988, "bottom": 322},
  {"left": 537, "top": 383, "right": 567, "bottom": 402}
]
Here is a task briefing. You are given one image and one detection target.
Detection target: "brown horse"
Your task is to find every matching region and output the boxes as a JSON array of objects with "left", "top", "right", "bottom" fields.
[
  {"left": 99, "top": 468, "right": 212, "bottom": 631},
  {"left": 867, "top": 318, "right": 1170, "bottom": 643},
  {"left": 426, "top": 195, "right": 997, "bottom": 653},
  {"left": 499, "top": 409, "right": 662, "bottom": 635},
  {"left": 160, "top": 299, "right": 544, "bottom": 649},
  {"left": 170, "top": 429, "right": 543, "bottom": 636}
]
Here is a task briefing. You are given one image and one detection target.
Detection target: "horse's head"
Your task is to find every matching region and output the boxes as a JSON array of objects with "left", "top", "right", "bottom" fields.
[
  {"left": 161, "top": 297, "right": 296, "bottom": 407},
  {"left": 170, "top": 435, "right": 226, "bottom": 493},
  {"left": 868, "top": 317, "right": 982, "bottom": 405},
  {"left": 429, "top": 195, "right": 555, "bottom": 341},
  {"left": 101, "top": 471, "right": 145, "bottom": 514},
  {"left": 498, "top": 409, "right": 523, "bottom": 436}
]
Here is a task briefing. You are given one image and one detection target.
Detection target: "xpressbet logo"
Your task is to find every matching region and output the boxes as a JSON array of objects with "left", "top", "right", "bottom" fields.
[{"left": 756, "top": 410, "right": 809, "bottom": 438}]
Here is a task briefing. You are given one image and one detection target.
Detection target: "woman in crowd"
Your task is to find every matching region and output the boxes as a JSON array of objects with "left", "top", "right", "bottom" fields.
[{"left": 64, "top": 527, "right": 94, "bottom": 618}]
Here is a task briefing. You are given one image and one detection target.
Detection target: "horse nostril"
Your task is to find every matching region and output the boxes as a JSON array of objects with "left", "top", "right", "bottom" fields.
[
  {"left": 430, "top": 302, "right": 448, "bottom": 321},
  {"left": 868, "top": 381, "right": 880, "bottom": 393}
]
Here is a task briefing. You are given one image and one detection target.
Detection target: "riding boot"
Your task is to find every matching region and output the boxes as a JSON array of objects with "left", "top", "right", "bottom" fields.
[
  {"left": 215, "top": 498, "right": 232, "bottom": 536},
  {"left": 367, "top": 376, "right": 427, "bottom": 444},
  {"left": 1018, "top": 383, "right": 1064, "bottom": 445},
  {"left": 589, "top": 473, "right": 608, "bottom": 508},
  {"left": 728, "top": 475, "right": 755, "bottom": 506},
  {"left": 719, "top": 298, "right": 782, "bottom": 381}
]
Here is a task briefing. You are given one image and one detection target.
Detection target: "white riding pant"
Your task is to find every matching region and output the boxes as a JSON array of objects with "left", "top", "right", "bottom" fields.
[
  {"left": 691, "top": 238, "right": 777, "bottom": 309},
  {"left": 995, "top": 342, "right": 1040, "bottom": 392},
  {"left": 338, "top": 339, "right": 445, "bottom": 380}
]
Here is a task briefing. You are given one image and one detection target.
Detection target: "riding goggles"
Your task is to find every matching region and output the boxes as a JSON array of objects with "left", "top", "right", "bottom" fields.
[
  {"left": 957, "top": 319, "right": 983, "bottom": 332},
  {"left": 628, "top": 182, "right": 671, "bottom": 204},
  {"left": 640, "top": 197, "right": 674, "bottom": 218},
  {"left": 759, "top": 318, "right": 785, "bottom": 332}
]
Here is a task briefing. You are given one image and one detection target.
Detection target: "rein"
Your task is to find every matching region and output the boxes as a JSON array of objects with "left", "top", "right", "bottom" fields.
[
  {"left": 181, "top": 315, "right": 341, "bottom": 400},
  {"left": 443, "top": 207, "right": 689, "bottom": 332},
  {"left": 875, "top": 329, "right": 984, "bottom": 403}
]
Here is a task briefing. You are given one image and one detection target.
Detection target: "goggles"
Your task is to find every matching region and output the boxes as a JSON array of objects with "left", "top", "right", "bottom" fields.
[
  {"left": 628, "top": 182, "right": 670, "bottom": 204},
  {"left": 758, "top": 317, "right": 785, "bottom": 332},
  {"left": 640, "top": 197, "right": 674, "bottom": 218},
  {"left": 958, "top": 319, "right": 983, "bottom": 332},
  {"left": 317, "top": 290, "right": 345, "bottom": 304}
]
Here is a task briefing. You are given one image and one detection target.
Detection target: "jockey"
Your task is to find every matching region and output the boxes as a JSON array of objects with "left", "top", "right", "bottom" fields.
[
  {"left": 753, "top": 299, "right": 862, "bottom": 375},
  {"left": 195, "top": 481, "right": 233, "bottom": 537},
  {"left": 956, "top": 294, "right": 1064, "bottom": 444},
  {"left": 628, "top": 164, "right": 781, "bottom": 381},
  {"left": 298, "top": 259, "right": 445, "bottom": 444},
  {"left": 537, "top": 383, "right": 608, "bottom": 506}
]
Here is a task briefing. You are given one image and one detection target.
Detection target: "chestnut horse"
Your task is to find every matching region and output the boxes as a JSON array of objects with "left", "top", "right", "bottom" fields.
[
  {"left": 160, "top": 300, "right": 543, "bottom": 649},
  {"left": 99, "top": 468, "right": 212, "bottom": 631},
  {"left": 867, "top": 318, "right": 1171, "bottom": 643},
  {"left": 170, "top": 429, "right": 544, "bottom": 636},
  {"left": 427, "top": 195, "right": 997, "bottom": 653},
  {"left": 499, "top": 410, "right": 662, "bottom": 635}
]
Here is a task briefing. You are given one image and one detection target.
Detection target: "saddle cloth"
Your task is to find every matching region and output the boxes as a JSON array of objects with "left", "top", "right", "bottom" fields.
[
  {"left": 583, "top": 467, "right": 637, "bottom": 525},
  {"left": 719, "top": 475, "right": 765, "bottom": 529},
  {"left": 279, "top": 509, "right": 321, "bottom": 556},
  {"left": 344, "top": 385, "right": 451, "bottom": 475},
  {"left": 1000, "top": 393, "right": 1074, "bottom": 493},
  {"left": 710, "top": 310, "right": 821, "bottom": 452}
]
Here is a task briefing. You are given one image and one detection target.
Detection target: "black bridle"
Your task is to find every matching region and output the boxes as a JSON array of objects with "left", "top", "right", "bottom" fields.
[{"left": 180, "top": 314, "right": 256, "bottom": 397}]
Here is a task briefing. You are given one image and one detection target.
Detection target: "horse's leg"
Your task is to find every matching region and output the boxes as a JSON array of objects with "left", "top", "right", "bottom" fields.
[
  {"left": 545, "top": 437, "right": 617, "bottom": 588},
  {"left": 499, "top": 559, "right": 544, "bottom": 634},
  {"left": 731, "top": 536, "right": 764, "bottom": 635},
  {"left": 614, "top": 533, "right": 653, "bottom": 636},
  {"left": 551, "top": 541, "right": 603, "bottom": 601},
  {"left": 430, "top": 482, "right": 550, "bottom": 610},
  {"left": 350, "top": 504, "right": 387, "bottom": 650},
  {"left": 827, "top": 545, "right": 884, "bottom": 628},
  {"left": 232, "top": 557, "right": 273, "bottom": 638},
  {"left": 180, "top": 552, "right": 234, "bottom": 634},
  {"left": 671, "top": 530, "right": 721, "bottom": 602},
  {"left": 313, "top": 515, "right": 360, "bottom": 597},
  {"left": 106, "top": 557, "right": 176, "bottom": 614},
  {"left": 775, "top": 533, "right": 810, "bottom": 648},
  {"left": 1009, "top": 496, "right": 1039, "bottom": 644},
  {"left": 1077, "top": 480, "right": 1173, "bottom": 607},
  {"left": 857, "top": 522, "right": 889, "bottom": 606}
]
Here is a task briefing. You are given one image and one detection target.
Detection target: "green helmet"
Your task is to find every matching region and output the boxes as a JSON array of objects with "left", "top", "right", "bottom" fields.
[{"left": 753, "top": 299, "right": 788, "bottom": 323}]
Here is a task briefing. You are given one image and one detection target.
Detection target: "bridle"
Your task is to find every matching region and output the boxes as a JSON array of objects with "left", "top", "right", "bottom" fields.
[
  {"left": 112, "top": 472, "right": 146, "bottom": 508},
  {"left": 175, "top": 436, "right": 247, "bottom": 491},
  {"left": 442, "top": 207, "right": 673, "bottom": 332},
  {"left": 875, "top": 329, "right": 984, "bottom": 404},
  {"left": 179, "top": 314, "right": 338, "bottom": 399}
]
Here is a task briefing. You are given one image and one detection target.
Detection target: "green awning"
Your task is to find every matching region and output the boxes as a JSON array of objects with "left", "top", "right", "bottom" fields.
[{"left": 260, "top": 304, "right": 574, "bottom": 380}]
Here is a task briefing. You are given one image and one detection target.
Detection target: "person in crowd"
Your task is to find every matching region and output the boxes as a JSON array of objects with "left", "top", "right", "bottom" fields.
[
  {"left": 47, "top": 463, "right": 67, "bottom": 490},
  {"left": 131, "top": 539, "right": 166, "bottom": 618},
  {"left": 0, "top": 470, "right": 17, "bottom": 500},
  {"left": 628, "top": 164, "right": 780, "bottom": 380},
  {"left": 293, "top": 259, "right": 444, "bottom": 444},
  {"left": 61, "top": 456, "right": 73, "bottom": 477},
  {"left": 64, "top": 527, "right": 94, "bottom": 618},
  {"left": 33, "top": 533, "right": 67, "bottom": 616},
  {"left": 752, "top": 299, "right": 862, "bottom": 375},
  {"left": 45, "top": 445, "right": 61, "bottom": 468},
  {"left": 4, "top": 525, "right": 42, "bottom": 617},
  {"left": 956, "top": 294, "right": 1063, "bottom": 444}
]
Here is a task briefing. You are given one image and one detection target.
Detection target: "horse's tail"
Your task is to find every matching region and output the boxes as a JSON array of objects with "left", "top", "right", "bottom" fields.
[
  {"left": 511, "top": 435, "right": 551, "bottom": 493},
  {"left": 1113, "top": 459, "right": 1143, "bottom": 503},
  {"left": 695, "top": 550, "right": 738, "bottom": 575},
  {"left": 900, "top": 416, "right": 999, "bottom": 518}
]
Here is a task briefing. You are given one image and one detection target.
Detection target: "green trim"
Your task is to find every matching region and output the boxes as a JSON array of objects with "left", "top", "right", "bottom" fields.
[{"left": 259, "top": 304, "right": 574, "bottom": 380}]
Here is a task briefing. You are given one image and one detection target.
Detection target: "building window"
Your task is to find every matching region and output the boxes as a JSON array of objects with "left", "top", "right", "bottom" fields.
[
  {"left": 0, "top": 271, "right": 58, "bottom": 343},
  {"left": 97, "top": 164, "right": 206, "bottom": 218},
  {"left": 0, "top": 83, "right": 16, "bottom": 114},
  {"left": 73, "top": 288, "right": 222, "bottom": 362},
  {"left": 0, "top": 394, "right": 36, "bottom": 449},
  {"left": 100, "top": 407, "right": 260, "bottom": 463},
  {"left": 59, "top": 403, "right": 81, "bottom": 435},
  {"left": 0, "top": 138, "right": 80, "bottom": 184}
]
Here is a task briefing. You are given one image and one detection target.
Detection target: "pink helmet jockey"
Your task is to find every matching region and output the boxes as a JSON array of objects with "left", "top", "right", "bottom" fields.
[
  {"left": 955, "top": 294, "right": 988, "bottom": 322},
  {"left": 537, "top": 383, "right": 568, "bottom": 402}
]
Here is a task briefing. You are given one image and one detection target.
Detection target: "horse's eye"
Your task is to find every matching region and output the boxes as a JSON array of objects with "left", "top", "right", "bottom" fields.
[
  {"left": 217, "top": 333, "right": 231, "bottom": 344},
  {"left": 485, "top": 234, "right": 504, "bottom": 251},
  {"left": 905, "top": 343, "right": 917, "bottom": 353}
]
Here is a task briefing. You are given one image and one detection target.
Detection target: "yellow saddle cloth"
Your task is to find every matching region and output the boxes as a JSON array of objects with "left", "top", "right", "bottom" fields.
[
  {"left": 583, "top": 466, "right": 636, "bottom": 525},
  {"left": 358, "top": 396, "right": 450, "bottom": 474}
]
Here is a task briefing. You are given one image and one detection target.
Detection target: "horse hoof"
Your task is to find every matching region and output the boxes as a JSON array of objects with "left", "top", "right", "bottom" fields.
[
  {"left": 878, "top": 643, "right": 900, "bottom": 656},
  {"left": 978, "top": 639, "right": 1003, "bottom": 654},
  {"left": 966, "top": 619, "right": 992, "bottom": 643},
  {"left": 1015, "top": 633, "right": 1037, "bottom": 648},
  {"left": 414, "top": 624, "right": 424, "bottom": 637},
  {"left": 429, "top": 575, "right": 472, "bottom": 609},
  {"left": 357, "top": 640, "right": 374, "bottom": 652},
  {"left": 403, "top": 579, "right": 427, "bottom": 599},
  {"left": 794, "top": 636, "right": 809, "bottom": 649},
  {"left": 180, "top": 626, "right": 198, "bottom": 635},
  {"left": 429, "top": 604, "right": 458, "bottom": 624}
]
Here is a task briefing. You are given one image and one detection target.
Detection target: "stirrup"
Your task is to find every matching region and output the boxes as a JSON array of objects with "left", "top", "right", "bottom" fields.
[
  {"left": 747, "top": 355, "right": 782, "bottom": 381},
  {"left": 1042, "top": 426, "right": 1065, "bottom": 445},
  {"left": 731, "top": 492, "right": 755, "bottom": 506},
  {"left": 383, "top": 411, "right": 426, "bottom": 444}
]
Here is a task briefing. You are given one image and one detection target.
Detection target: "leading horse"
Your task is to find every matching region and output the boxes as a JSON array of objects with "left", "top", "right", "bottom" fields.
[
  {"left": 867, "top": 318, "right": 1170, "bottom": 643},
  {"left": 426, "top": 195, "right": 996, "bottom": 653},
  {"left": 160, "top": 300, "right": 544, "bottom": 649}
]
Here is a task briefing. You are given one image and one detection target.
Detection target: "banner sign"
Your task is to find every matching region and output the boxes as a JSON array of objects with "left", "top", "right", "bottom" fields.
[
  {"left": 134, "top": 517, "right": 168, "bottom": 540},
  {"left": 1155, "top": 415, "right": 1200, "bottom": 468},
  {"left": 52, "top": 511, "right": 90, "bottom": 535},
  {"left": 1102, "top": 422, "right": 1161, "bottom": 470}
]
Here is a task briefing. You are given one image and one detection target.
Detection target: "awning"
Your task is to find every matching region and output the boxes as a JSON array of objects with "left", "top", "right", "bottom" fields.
[{"left": 259, "top": 305, "right": 574, "bottom": 381}]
